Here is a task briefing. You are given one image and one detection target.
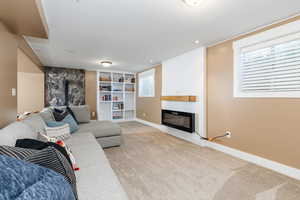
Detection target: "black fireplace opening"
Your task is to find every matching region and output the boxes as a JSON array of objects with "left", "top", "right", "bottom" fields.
[{"left": 161, "top": 110, "right": 195, "bottom": 133}]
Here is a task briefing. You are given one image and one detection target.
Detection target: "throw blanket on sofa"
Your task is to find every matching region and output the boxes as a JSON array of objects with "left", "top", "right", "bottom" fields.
[{"left": 0, "top": 155, "right": 75, "bottom": 200}]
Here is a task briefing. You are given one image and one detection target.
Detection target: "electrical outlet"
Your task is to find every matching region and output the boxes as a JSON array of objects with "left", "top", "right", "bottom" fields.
[
  {"left": 143, "top": 113, "right": 146, "bottom": 117},
  {"left": 225, "top": 131, "right": 232, "bottom": 138},
  {"left": 11, "top": 88, "right": 16, "bottom": 96}
]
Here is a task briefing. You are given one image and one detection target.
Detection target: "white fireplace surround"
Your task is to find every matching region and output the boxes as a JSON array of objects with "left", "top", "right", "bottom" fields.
[{"left": 162, "top": 47, "right": 206, "bottom": 137}]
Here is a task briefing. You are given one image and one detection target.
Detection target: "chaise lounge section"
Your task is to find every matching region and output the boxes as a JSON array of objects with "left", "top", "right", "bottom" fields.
[{"left": 77, "top": 120, "right": 122, "bottom": 148}]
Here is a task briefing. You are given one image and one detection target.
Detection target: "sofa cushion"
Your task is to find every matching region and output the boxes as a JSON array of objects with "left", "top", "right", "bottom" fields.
[
  {"left": 76, "top": 121, "right": 121, "bottom": 138},
  {"left": 70, "top": 105, "right": 91, "bottom": 123},
  {"left": 97, "top": 135, "right": 122, "bottom": 148},
  {"left": 0, "top": 121, "right": 37, "bottom": 146},
  {"left": 23, "top": 114, "right": 47, "bottom": 135},
  {"left": 65, "top": 133, "right": 128, "bottom": 200},
  {"left": 40, "top": 108, "right": 54, "bottom": 121}
]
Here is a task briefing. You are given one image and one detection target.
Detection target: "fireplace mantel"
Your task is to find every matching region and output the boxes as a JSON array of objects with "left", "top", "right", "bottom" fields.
[{"left": 160, "top": 96, "right": 197, "bottom": 102}]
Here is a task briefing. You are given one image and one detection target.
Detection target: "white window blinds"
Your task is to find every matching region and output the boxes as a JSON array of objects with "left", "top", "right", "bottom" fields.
[
  {"left": 241, "top": 39, "right": 300, "bottom": 92},
  {"left": 233, "top": 20, "right": 300, "bottom": 98}
]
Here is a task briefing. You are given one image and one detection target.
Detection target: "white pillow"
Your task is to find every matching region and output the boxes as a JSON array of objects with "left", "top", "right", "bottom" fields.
[
  {"left": 0, "top": 130, "right": 17, "bottom": 146},
  {"left": 23, "top": 114, "right": 47, "bottom": 135},
  {"left": 0, "top": 121, "right": 37, "bottom": 146},
  {"left": 45, "top": 124, "right": 71, "bottom": 141}
]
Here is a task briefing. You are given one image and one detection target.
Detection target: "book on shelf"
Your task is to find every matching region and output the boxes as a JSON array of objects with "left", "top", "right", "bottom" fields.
[
  {"left": 100, "top": 85, "right": 112, "bottom": 91},
  {"left": 101, "top": 94, "right": 111, "bottom": 101}
]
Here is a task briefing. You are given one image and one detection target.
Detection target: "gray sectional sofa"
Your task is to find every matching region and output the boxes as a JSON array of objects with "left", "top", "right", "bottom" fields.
[{"left": 0, "top": 106, "right": 129, "bottom": 200}]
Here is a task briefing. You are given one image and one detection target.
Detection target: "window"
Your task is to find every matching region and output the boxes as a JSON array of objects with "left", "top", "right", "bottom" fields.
[
  {"left": 138, "top": 68, "right": 155, "bottom": 97},
  {"left": 233, "top": 20, "right": 300, "bottom": 98}
]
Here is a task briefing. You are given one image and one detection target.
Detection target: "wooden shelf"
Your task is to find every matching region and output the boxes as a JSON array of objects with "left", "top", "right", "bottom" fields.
[{"left": 160, "top": 96, "right": 197, "bottom": 102}]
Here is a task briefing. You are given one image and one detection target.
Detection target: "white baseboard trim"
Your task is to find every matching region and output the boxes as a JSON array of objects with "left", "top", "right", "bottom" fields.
[
  {"left": 135, "top": 118, "right": 163, "bottom": 130},
  {"left": 135, "top": 118, "right": 205, "bottom": 146},
  {"left": 204, "top": 141, "right": 300, "bottom": 181},
  {"left": 135, "top": 118, "right": 300, "bottom": 181}
]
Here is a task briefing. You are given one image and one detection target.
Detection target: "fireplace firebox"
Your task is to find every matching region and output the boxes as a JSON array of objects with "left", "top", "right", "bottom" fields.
[{"left": 161, "top": 110, "right": 195, "bottom": 133}]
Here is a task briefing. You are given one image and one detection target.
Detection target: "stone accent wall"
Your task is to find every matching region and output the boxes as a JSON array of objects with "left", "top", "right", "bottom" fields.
[{"left": 45, "top": 67, "right": 85, "bottom": 107}]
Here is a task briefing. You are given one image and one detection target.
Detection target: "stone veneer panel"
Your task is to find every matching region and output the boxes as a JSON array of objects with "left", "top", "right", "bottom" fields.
[{"left": 45, "top": 67, "right": 85, "bottom": 107}]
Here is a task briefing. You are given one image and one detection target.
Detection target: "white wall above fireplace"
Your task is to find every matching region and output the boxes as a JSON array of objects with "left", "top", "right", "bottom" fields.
[{"left": 162, "top": 47, "right": 206, "bottom": 137}]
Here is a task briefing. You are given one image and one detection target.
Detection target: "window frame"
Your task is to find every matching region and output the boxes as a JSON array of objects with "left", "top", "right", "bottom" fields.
[
  {"left": 138, "top": 68, "right": 155, "bottom": 97},
  {"left": 233, "top": 20, "right": 300, "bottom": 98}
]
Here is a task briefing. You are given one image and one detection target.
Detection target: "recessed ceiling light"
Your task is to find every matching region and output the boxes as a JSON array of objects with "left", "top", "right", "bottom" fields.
[
  {"left": 194, "top": 40, "right": 200, "bottom": 44},
  {"left": 183, "top": 0, "right": 204, "bottom": 7},
  {"left": 100, "top": 61, "right": 112, "bottom": 68}
]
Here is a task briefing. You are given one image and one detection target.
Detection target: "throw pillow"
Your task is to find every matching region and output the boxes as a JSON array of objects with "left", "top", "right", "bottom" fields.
[
  {"left": 66, "top": 107, "right": 79, "bottom": 124},
  {"left": 45, "top": 122, "right": 71, "bottom": 140},
  {"left": 15, "top": 139, "right": 72, "bottom": 166},
  {"left": 52, "top": 108, "right": 69, "bottom": 121},
  {"left": 0, "top": 121, "right": 37, "bottom": 146},
  {"left": 0, "top": 145, "right": 78, "bottom": 199},
  {"left": 61, "top": 114, "right": 79, "bottom": 133},
  {"left": 69, "top": 105, "right": 91, "bottom": 123},
  {"left": 23, "top": 114, "right": 47, "bottom": 135},
  {"left": 39, "top": 108, "right": 55, "bottom": 121},
  {"left": 46, "top": 120, "right": 66, "bottom": 127}
]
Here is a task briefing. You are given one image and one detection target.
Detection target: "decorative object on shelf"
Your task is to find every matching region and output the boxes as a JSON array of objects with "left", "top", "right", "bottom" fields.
[
  {"left": 125, "top": 74, "right": 135, "bottom": 84},
  {"left": 113, "top": 102, "right": 124, "bottom": 110},
  {"left": 131, "top": 77, "right": 135, "bottom": 83},
  {"left": 112, "top": 96, "right": 119, "bottom": 101},
  {"left": 102, "top": 95, "right": 111, "bottom": 101},
  {"left": 99, "top": 85, "right": 111, "bottom": 92},
  {"left": 112, "top": 111, "right": 123, "bottom": 120},
  {"left": 125, "top": 84, "right": 135, "bottom": 92},
  {"left": 99, "top": 72, "right": 112, "bottom": 82}
]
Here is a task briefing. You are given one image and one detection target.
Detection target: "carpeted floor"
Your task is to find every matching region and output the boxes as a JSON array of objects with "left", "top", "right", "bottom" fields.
[{"left": 104, "top": 121, "right": 300, "bottom": 200}]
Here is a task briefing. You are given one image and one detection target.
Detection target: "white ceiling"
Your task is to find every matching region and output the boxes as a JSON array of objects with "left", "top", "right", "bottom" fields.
[{"left": 26, "top": 0, "right": 300, "bottom": 72}]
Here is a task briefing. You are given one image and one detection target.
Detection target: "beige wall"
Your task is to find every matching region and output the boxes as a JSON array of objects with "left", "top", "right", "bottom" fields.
[
  {"left": 17, "top": 48, "right": 44, "bottom": 114},
  {"left": 0, "top": 0, "right": 48, "bottom": 38},
  {"left": 136, "top": 65, "right": 162, "bottom": 124},
  {"left": 85, "top": 71, "right": 97, "bottom": 120},
  {"left": 0, "top": 21, "right": 18, "bottom": 128},
  {"left": 207, "top": 16, "right": 300, "bottom": 169},
  {"left": 18, "top": 36, "right": 43, "bottom": 68}
]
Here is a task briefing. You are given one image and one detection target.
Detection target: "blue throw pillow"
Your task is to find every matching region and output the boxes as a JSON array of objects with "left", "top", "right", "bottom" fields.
[
  {"left": 46, "top": 121, "right": 66, "bottom": 127},
  {"left": 62, "top": 114, "right": 79, "bottom": 133}
]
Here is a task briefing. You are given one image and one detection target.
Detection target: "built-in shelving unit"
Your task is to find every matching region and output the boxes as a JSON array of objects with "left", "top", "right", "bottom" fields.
[{"left": 97, "top": 70, "right": 136, "bottom": 121}]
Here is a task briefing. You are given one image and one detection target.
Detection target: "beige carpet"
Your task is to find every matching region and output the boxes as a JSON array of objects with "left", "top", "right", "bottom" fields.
[{"left": 105, "top": 121, "right": 300, "bottom": 200}]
